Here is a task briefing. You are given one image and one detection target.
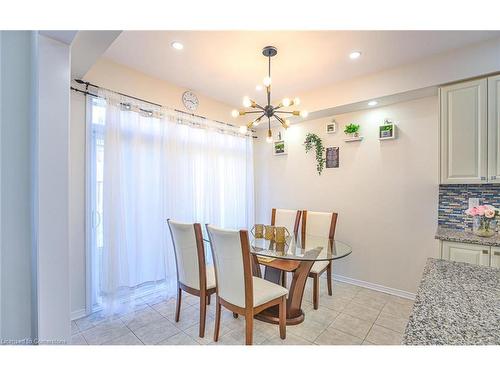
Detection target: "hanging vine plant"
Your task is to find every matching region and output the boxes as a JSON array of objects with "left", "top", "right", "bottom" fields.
[{"left": 304, "top": 133, "right": 326, "bottom": 175}]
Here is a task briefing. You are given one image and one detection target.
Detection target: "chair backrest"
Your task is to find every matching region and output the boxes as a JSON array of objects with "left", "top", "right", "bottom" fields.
[
  {"left": 206, "top": 225, "right": 253, "bottom": 309},
  {"left": 301, "top": 211, "right": 338, "bottom": 239},
  {"left": 167, "top": 219, "right": 206, "bottom": 291},
  {"left": 271, "top": 208, "right": 301, "bottom": 234}
]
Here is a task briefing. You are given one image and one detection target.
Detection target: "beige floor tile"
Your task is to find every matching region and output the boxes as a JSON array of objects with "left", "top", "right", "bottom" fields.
[
  {"left": 330, "top": 313, "right": 373, "bottom": 339},
  {"left": 305, "top": 306, "right": 339, "bottom": 326},
  {"left": 133, "top": 319, "right": 181, "bottom": 344},
  {"left": 287, "top": 318, "right": 329, "bottom": 342},
  {"left": 362, "top": 340, "right": 375, "bottom": 345},
  {"left": 150, "top": 298, "right": 189, "bottom": 319},
  {"left": 317, "top": 294, "right": 352, "bottom": 312},
  {"left": 141, "top": 293, "right": 171, "bottom": 306},
  {"left": 184, "top": 317, "right": 234, "bottom": 345},
  {"left": 262, "top": 332, "right": 313, "bottom": 345},
  {"left": 381, "top": 301, "right": 413, "bottom": 319},
  {"left": 103, "top": 332, "right": 143, "bottom": 345},
  {"left": 355, "top": 288, "right": 391, "bottom": 302},
  {"left": 342, "top": 301, "right": 381, "bottom": 323},
  {"left": 351, "top": 293, "right": 386, "bottom": 310},
  {"left": 70, "top": 334, "right": 87, "bottom": 345},
  {"left": 218, "top": 325, "right": 270, "bottom": 345},
  {"left": 385, "top": 295, "right": 415, "bottom": 307},
  {"left": 158, "top": 332, "right": 199, "bottom": 345},
  {"left": 314, "top": 328, "right": 363, "bottom": 345},
  {"left": 82, "top": 324, "right": 131, "bottom": 345},
  {"left": 375, "top": 312, "right": 409, "bottom": 334},
  {"left": 365, "top": 325, "right": 403, "bottom": 345},
  {"left": 121, "top": 307, "right": 164, "bottom": 331},
  {"left": 165, "top": 305, "right": 203, "bottom": 330}
]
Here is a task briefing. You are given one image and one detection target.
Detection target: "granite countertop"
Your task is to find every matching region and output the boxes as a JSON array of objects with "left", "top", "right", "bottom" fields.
[
  {"left": 435, "top": 226, "right": 500, "bottom": 247},
  {"left": 403, "top": 258, "right": 500, "bottom": 345}
]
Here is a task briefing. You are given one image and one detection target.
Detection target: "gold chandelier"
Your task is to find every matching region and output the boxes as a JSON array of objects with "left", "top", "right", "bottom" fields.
[{"left": 232, "top": 46, "right": 308, "bottom": 143}]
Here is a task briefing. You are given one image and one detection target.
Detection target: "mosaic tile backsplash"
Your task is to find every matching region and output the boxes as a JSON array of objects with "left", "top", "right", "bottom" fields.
[{"left": 438, "top": 184, "right": 500, "bottom": 230}]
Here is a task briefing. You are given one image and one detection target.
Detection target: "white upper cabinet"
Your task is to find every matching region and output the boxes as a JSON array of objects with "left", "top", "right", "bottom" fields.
[
  {"left": 488, "top": 74, "right": 500, "bottom": 182},
  {"left": 440, "top": 78, "right": 488, "bottom": 184}
]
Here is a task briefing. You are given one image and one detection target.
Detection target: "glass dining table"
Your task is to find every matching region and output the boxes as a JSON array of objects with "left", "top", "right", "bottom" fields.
[{"left": 203, "top": 230, "right": 352, "bottom": 326}]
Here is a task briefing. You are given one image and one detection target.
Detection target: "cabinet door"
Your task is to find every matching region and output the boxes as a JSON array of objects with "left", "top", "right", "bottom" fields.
[
  {"left": 490, "top": 246, "right": 500, "bottom": 269},
  {"left": 440, "top": 78, "right": 488, "bottom": 184},
  {"left": 488, "top": 74, "right": 500, "bottom": 182},
  {"left": 441, "top": 241, "right": 490, "bottom": 266}
]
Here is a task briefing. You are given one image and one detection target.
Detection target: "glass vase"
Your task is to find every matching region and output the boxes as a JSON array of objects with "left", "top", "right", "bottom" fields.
[{"left": 472, "top": 216, "right": 497, "bottom": 237}]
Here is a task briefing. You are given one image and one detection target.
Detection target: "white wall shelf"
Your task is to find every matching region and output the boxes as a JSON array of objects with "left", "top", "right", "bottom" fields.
[{"left": 344, "top": 136, "right": 363, "bottom": 142}]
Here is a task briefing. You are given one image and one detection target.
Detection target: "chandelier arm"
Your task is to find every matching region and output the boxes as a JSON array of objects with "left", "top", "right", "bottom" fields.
[
  {"left": 274, "top": 110, "right": 295, "bottom": 114},
  {"left": 241, "top": 110, "right": 265, "bottom": 115},
  {"left": 253, "top": 102, "right": 266, "bottom": 111},
  {"left": 252, "top": 113, "right": 266, "bottom": 124},
  {"left": 273, "top": 114, "right": 285, "bottom": 125}
]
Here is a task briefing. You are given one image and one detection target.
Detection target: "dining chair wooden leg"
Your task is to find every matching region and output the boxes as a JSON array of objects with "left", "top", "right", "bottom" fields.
[
  {"left": 199, "top": 291, "right": 207, "bottom": 338},
  {"left": 175, "top": 287, "right": 182, "bottom": 322},
  {"left": 207, "top": 294, "right": 211, "bottom": 305},
  {"left": 245, "top": 311, "right": 254, "bottom": 345},
  {"left": 326, "top": 262, "right": 333, "bottom": 296},
  {"left": 214, "top": 297, "right": 221, "bottom": 342},
  {"left": 312, "top": 275, "right": 319, "bottom": 310},
  {"left": 279, "top": 296, "right": 286, "bottom": 339}
]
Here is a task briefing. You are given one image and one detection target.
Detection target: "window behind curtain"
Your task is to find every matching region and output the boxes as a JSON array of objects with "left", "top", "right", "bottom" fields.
[{"left": 87, "top": 96, "right": 254, "bottom": 314}]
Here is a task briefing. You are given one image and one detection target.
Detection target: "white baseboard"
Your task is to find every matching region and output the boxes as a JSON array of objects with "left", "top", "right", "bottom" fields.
[
  {"left": 71, "top": 308, "right": 87, "bottom": 321},
  {"left": 331, "top": 274, "right": 416, "bottom": 300}
]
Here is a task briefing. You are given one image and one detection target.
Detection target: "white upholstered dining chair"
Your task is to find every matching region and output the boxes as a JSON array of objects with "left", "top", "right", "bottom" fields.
[
  {"left": 301, "top": 210, "right": 338, "bottom": 309},
  {"left": 167, "top": 219, "right": 216, "bottom": 338},
  {"left": 270, "top": 208, "right": 302, "bottom": 287},
  {"left": 271, "top": 208, "right": 302, "bottom": 235},
  {"left": 206, "top": 225, "right": 288, "bottom": 345}
]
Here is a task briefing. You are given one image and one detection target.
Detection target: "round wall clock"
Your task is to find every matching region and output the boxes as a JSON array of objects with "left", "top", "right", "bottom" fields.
[{"left": 182, "top": 90, "right": 199, "bottom": 111}]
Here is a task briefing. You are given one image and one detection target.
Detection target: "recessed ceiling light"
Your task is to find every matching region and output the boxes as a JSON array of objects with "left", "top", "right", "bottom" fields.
[
  {"left": 171, "top": 41, "right": 184, "bottom": 50},
  {"left": 255, "top": 85, "right": 263, "bottom": 91},
  {"left": 368, "top": 100, "right": 378, "bottom": 106},
  {"left": 349, "top": 51, "right": 361, "bottom": 60}
]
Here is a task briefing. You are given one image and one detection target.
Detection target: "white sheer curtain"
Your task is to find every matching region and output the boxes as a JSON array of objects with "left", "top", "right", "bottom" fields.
[{"left": 94, "top": 91, "right": 254, "bottom": 316}]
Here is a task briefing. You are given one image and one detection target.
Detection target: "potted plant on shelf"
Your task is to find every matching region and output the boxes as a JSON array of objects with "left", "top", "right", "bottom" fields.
[
  {"left": 344, "top": 123, "right": 360, "bottom": 138},
  {"left": 465, "top": 205, "right": 500, "bottom": 237}
]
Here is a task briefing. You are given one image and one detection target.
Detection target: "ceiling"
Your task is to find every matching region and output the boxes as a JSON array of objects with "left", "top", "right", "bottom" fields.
[{"left": 103, "top": 31, "right": 500, "bottom": 107}]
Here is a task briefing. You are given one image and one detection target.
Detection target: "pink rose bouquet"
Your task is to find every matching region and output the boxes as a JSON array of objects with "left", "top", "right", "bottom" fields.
[{"left": 465, "top": 205, "right": 499, "bottom": 237}]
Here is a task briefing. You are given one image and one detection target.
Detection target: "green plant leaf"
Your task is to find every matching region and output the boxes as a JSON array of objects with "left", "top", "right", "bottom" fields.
[{"left": 303, "top": 133, "right": 326, "bottom": 175}]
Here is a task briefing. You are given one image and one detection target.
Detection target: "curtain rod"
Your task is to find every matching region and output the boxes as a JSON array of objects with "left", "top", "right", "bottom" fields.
[{"left": 72, "top": 79, "right": 256, "bottom": 137}]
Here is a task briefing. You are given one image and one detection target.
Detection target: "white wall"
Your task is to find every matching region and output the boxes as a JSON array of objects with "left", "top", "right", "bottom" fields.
[
  {"left": 0, "top": 31, "right": 34, "bottom": 341},
  {"left": 254, "top": 96, "right": 439, "bottom": 295},
  {"left": 35, "top": 34, "right": 71, "bottom": 342}
]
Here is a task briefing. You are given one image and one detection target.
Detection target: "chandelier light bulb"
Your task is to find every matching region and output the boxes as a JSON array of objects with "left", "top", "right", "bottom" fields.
[
  {"left": 293, "top": 97, "right": 301, "bottom": 105},
  {"left": 300, "top": 110, "right": 309, "bottom": 118},
  {"left": 284, "top": 119, "right": 290, "bottom": 126},
  {"left": 242, "top": 96, "right": 252, "bottom": 108},
  {"left": 266, "top": 129, "right": 273, "bottom": 143},
  {"left": 263, "top": 76, "right": 272, "bottom": 87},
  {"left": 239, "top": 125, "right": 247, "bottom": 134},
  {"left": 231, "top": 109, "right": 239, "bottom": 118},
  {"left": 282, "top": 98, "right": 291, "bottom": 107}
]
